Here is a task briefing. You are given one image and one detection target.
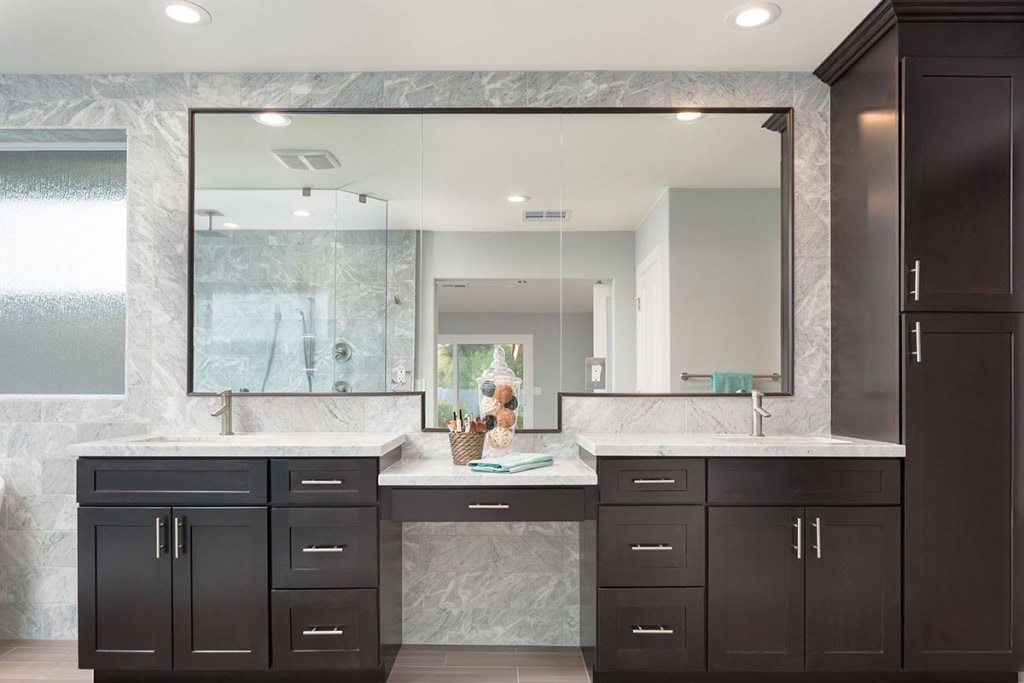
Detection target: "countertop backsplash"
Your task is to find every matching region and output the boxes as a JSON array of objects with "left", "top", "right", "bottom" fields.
[{"left": 0, "top": 69, "right": 829, "bottom": 642}]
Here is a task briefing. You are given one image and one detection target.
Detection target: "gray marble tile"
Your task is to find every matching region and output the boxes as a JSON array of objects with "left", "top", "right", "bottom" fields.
[
  {"left": 527, "top": 73, "right": 584, "bottom": 108},
  {"left": 241, "top": 73, "right": 314, "bottom": 108},
  {"left": 670, "top": 71, "right": 745, "bottom": 107},
  {"left": 578, "top": 72, "right": 670, "bottom": 107},
  {"left": 308, "top": 72, "right": 384, "bottom": 108},
  {"left": 0, "top": 402, "right": 42, "bottom": 423},
  {"left": 190, "top": 73, "right": 244, "bottom": 108}
]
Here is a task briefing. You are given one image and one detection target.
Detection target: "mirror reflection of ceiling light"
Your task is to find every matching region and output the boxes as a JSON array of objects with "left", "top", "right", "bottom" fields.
[
  {"left": 222, "top": 222, "right": 239, "bottom": 228},
  {"left": 254, "top": 112, "right": 293, "bottom": 127},
  {"left": 727, "top": 2, "right": 781, "bottom": 29},
  {"left": 159, "top": 1, "right": 212, "bottom": 25},
  {"left": 507, "top": 195, "right": 529, "bottom": 203},
  {"left": 675, "top": 111, "right": 704, "bottom": 122},
  {"left": 293, "top": 210, "right": 311, "bottom": 217}
]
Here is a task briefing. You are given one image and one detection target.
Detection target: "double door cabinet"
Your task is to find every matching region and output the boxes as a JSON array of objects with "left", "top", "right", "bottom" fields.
[
  {"left": 591, "top": 456, "right": 903, "bottom": 681},
  {"left": 77, "top": 455, "right": 400, "bottom": 682}
]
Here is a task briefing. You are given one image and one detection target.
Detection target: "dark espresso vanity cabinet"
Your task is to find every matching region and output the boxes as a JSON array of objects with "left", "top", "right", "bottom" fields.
[
  {"left": 822, "top": 1, "right": 1024, "bottom": 675},
  {"left": 590, "top": 455, "right": 904, "bottom": 682},
  {"left": 77, "top": 454, "right": 401, "bottom": 682}
]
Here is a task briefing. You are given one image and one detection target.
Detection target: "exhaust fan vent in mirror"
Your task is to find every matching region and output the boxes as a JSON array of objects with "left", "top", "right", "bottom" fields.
[
  {"left": 522, "top": 210, "right": 571, "bottom": 222},
  {"left": 272, "top": 149, "right": 340, "bottom": 171}
]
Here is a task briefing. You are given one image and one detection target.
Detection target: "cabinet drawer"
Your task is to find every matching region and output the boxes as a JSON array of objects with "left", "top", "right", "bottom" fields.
[
  {"left": 272, "top": 508, "right": 378, "bottom": 589},
  {"left": 77, "top": 458, "right": 267, "bottom": 505},
  {"left": 271, "top": 589, "right": 378, "bottom": 670},
  {"left": 385, "top": 488, "right": 585, "bottom": 522},
  {"left": 599, "top": 459, "right": 705, "bottom": 504},
  {"left": 707, "top": 458, "right": 901, "bottom": 505},
  {"left": 598, "top": 506, "right": 704, "bottom": 587},
  {"left": 597, "top": 588, "right": 705, "bottom": 671},
  {"left": 271, "top": 459, "right": 378, "bottom": 506}
]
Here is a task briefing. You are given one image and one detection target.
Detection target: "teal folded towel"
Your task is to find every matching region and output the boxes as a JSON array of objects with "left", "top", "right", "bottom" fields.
[
  {"left": 709, "top": 371, "right": 754, "bottom": 394},
  {"left": 467, "top": 453, "right": 555, "bottom": 474}
]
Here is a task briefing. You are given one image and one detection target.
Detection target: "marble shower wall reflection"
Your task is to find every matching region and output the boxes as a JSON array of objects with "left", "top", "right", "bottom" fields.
[{"left": 192, "top": 227, "right": 417, "bottom": 393}]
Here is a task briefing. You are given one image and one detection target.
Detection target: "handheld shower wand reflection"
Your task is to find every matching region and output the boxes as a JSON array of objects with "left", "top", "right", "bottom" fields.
[
  {"left": 296, "top": 297, "right": 316, "bottom": 392},
  {"left": 259, "top": 305, "right": 282, "bottom": 392}
]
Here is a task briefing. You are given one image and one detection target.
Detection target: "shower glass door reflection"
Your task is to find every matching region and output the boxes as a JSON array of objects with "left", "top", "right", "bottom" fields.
[{"left": 436, "top": 339, "right": 530, "bottom": 429}]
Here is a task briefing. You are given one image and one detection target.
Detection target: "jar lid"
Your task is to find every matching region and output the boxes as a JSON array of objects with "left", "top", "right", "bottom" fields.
[{"left": 476, "top": 346, "right": 520, "bottom": 385}]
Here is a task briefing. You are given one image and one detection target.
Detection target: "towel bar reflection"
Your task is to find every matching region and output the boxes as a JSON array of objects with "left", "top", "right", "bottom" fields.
[{"left": 680, "top": 372, "right": 781, "bottom": 382}]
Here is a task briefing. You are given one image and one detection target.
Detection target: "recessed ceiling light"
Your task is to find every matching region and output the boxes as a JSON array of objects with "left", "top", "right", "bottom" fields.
[
  {"left": 675, "top": 111, "right": 704, "bottom": 122},
  {"left": 222, "top": 222, "right": 239, "bottom": 228},
  {"left": 158, "top": 1, "right": 212, "bottom": 26},
  {"left": 727, "top": 2, "right": 781, "bottom": 29},
  {"left": 507, "top": 195, "right": 530, "bottom": 203},
  {"left": 293, "top": 210, "right": 311, "bottom": 217},
  {"left": 253, "top": 112, "right": 292, "bottom": 127}
]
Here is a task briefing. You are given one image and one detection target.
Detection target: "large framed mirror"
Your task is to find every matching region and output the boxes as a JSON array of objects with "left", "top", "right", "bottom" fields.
[{"left": 189, "top": 108, "right": 793, "bottom": 431}]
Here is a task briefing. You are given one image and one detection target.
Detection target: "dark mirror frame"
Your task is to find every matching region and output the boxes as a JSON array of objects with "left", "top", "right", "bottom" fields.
[{"left": 186, "top": 107, "right": 795, "bottom": 434}]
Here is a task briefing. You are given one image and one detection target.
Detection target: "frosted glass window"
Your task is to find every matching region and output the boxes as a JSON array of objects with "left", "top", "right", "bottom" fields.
[{"left": 0, "top": 143, "right": 127, "bottom": 394}]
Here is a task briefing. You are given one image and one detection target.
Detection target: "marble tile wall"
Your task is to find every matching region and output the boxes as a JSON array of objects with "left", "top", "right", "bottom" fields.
[{"left": 0, "top": 70, "right": 830, "bottom": 642}]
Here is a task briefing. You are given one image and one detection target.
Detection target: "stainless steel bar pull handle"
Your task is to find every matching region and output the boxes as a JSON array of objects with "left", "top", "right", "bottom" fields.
[
  {"left": 631, "top": 544, "right": 674, "bottom": 551},
  {"left": 468, "top": 503, "right": 510, "bottom": 509},
  {"left": 155, "top": 518, "right": 164, "bottom": 559},
  {"left": 632, "top": 626, "right": 674, "bottom": 635},
  {"left": 633, "top": 478, "right": 676, "bottom": 484},
  {"left": 911, "top": 259, "right": 921, "bottom": 302},
  {"left": 303, "top": 626, "right": 345, "bottom": 636},
  {"left": 302, "top": 545, "right": 346, "bottom": 553},
  {"left": 911, "top": 321, "right": 923, "bottom": 364},
  {"left": 174, "top": 517, "right": 183, "bottom": 559},
  {"left": 793, "top": 518, "right": 803, "bottom": 559},
  {"left": 812, "top": 517, "right": 822, "bottom": 559},
  {"left": 301, "top": 479, "right": 343, "bottom": 485}
]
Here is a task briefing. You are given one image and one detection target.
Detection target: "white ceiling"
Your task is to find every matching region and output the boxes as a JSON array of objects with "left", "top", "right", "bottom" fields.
[
  {"left": 0, "top": 0, "right": 876, "bottom": 74},
  {"left": 195, "top": 111, "right": 781, "bottom": 232}
]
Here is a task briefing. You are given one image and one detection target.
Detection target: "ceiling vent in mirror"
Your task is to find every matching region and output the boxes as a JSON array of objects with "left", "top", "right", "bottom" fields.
[
  {"left": 439, "top": 283, "right": 468, "bottom": 289},
  {"left": 522, "top": 210, "right": 571, "bottom": 223},
  {"left": 272, "top": 149, "right": 341, "bottom": 171}
]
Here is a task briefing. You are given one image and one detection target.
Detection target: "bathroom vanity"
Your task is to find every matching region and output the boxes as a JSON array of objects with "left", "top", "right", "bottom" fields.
[{"left": 74, "top": 432, "right": 911, "bottom": 683}]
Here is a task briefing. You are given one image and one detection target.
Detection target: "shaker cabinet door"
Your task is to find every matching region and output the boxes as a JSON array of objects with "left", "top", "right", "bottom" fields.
[
  {"left": 78, "top": 507, "right": 173, "bottom": 671},
  {"left": 171, "top": 507, "right": 269, "bottom": 671},
  {"left": 903, "top": 57, "right": 1024, "bottom": 312},
  {"left": 904, "top": 313, "right": 1023, "bottom": 670},
  {"left": 804, "top": 506, "right": 901, "bottom": 671},
  {"left": 708, "top": 506, "right": 804, "bottom": 671}
]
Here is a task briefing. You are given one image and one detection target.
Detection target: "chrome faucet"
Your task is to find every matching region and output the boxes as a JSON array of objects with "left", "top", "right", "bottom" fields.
[
  {"left": 211, "top": 389, "right": 234, "bottom": 436},
  {"left": 751, "top": 389, "right": 771, "bottom": 437}
]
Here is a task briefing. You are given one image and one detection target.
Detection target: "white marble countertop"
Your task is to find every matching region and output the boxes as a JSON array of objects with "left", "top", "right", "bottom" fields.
[
  {"left": 70, "top": 432, "right": 407, "bottom": 458},
  {"left": 577, "top": 433, "right": 905, "bottom": 458},
  {"left": 378, "top": 457, "right": 598, "bottom": 487}
]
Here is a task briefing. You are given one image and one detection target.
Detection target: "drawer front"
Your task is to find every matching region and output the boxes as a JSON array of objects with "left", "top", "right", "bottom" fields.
[
  {"left": 272, "top": 508, "right": 378, "bottom": 589},
  {"left": 77, "top": 458, "right": 267, "bottom": 505},
  {"left": 597, "top": 588, "right": 705, "bottom": 671},
  {"left": 386, "top": 488, "right": 585, "bottom": 522},
  {"left": 598, "top": 506, "right": 705, "bottom": 587},
  {"left": 599, "top": 459, "right": 705, "bottom": 504},
  {"left": 271, "top": 459, "right": 378, "bottom": 506},
  {"left": 707, "top": 458, "right": 901, "bottom": 505},
  {"left": 271, "top": 589, "right": 378, "bottom": 670}
]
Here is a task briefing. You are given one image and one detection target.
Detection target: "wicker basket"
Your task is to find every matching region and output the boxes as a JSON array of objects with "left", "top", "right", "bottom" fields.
[{"left": 449, "top": 431, "right": 486, "bottom": 466}]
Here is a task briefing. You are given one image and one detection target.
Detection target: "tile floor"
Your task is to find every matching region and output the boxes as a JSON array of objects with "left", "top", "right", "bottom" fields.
[{"left": 0, "top": 642, "right": 589, "bottom": 682}]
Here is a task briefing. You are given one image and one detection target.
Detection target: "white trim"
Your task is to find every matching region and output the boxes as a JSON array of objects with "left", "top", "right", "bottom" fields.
[{"left": 436, "top": 334, "right": 534, "bottom": 429}]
